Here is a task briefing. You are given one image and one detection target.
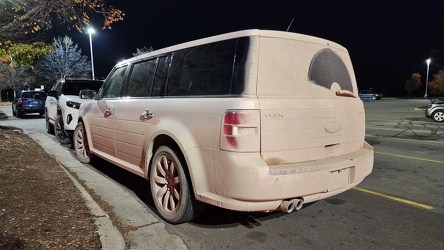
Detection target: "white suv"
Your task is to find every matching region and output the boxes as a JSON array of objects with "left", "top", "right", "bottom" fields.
[
  {"left": 73, "top": 30, "right": 374, "bottom": 224},
  {"left": 45, "top": 77, "right": 103, "bottom": 143}
]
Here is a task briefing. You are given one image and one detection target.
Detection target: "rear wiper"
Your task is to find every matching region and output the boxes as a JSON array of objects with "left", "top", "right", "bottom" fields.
[{"left": 336, "top": 90, "right": 356, "bottom": 98}]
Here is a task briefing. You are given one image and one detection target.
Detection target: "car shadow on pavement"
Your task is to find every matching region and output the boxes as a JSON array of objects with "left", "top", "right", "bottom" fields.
[
  {"left": 85, "top": 156, "right": 293, "bottom": 228},
  {"left": 15, "top": 114, "right": 45, "bottom": 119}
]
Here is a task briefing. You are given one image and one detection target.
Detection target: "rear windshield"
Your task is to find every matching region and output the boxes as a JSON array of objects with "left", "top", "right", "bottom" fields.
[
  {"left": 22, "top": 92, "right": 46, "bottom": 99},
  {"left": 62, "top": 80, "right": 103, "bottom": 95}
]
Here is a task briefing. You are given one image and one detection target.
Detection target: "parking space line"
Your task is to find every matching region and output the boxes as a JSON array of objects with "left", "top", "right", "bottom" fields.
[
  {"left": 375, "top": 151, "right": 444, "bottom": 164},
  {"left": 353, "top": 187, "right": 434, "bottom": 210},
  {"left": 366, "top": 134, "right": 444, "bottom": 145},
  {"left": 366, "top": 126, "right": 440, "bottom": 133}
]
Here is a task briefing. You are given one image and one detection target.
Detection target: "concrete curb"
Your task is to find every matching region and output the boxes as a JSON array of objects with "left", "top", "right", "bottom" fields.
[
  {"left": 0, "top": 110, "right": 7, "bottom": 119},
  {"left": 25, "top": 131, "right": 189, "bottom": 250},
  {"left": 25, "top": 131, "right": 127, "bottom": 250},
  {"left": 65, "top": 167, "right": 128, "bottom": 249}
]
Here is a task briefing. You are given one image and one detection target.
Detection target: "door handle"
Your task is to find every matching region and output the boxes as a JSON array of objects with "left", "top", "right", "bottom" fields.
[
  {"left": 142, "top": 110, "right": 154, "bottom": 120},
  {"left": 105, "top": 108, "right": 113, "bottom": 117}
]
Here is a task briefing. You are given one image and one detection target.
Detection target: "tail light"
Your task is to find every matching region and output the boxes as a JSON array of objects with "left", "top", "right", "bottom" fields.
[
  {"left": 17, "top": 98, "right": 23, "bottom": 104},
  {"left": 220, "top": 110, "right": 260, "bottom": 152}
]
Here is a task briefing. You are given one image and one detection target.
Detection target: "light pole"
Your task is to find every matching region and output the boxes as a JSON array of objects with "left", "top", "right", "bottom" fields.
[
  {"left": 86, "top": 27, "right": 95, "bottom": 79},
  {"left": 424, "top": 58, "right": 431, "bottom": 98}
]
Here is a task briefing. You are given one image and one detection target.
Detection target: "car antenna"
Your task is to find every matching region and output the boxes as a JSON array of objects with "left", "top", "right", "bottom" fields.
[{"left": 286, "top": 18, "right": 294, "bottom": 32}]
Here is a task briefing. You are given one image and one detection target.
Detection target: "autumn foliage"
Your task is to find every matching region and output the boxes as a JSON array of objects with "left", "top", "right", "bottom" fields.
[
  {"left": 0, "top": 41, "right": 51, "bottom": 68},
  {"left": 0, "top": 0, "right": 125, "bottom": 42},
  {"left": 427, "top": 70, "right": 444, "bottom": 97}
]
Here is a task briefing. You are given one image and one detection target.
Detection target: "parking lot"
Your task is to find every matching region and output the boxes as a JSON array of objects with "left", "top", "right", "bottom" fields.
[
  {"left": 361, "top": 99, "right": 444, "bottom": 213},
  {"left": 165, "top": 98, "right": 444, "bottom": 249},
  {"left": 1, "top": 98, "right": 443, "bottom": 249}
]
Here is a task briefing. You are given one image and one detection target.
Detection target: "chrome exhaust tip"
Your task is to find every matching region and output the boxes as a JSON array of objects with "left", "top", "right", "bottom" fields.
[
  {"left": 290, "top": 198, "right": 304, "bottom": 211},
  {"left": 279, "top": 200, "right": 295, "bottom": 213}
]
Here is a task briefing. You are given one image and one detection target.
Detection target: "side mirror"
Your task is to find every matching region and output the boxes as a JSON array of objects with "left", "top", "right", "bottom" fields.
[
  {"left": 48, "top": 90, "right": 58, "bottom": 99},
  {"left": 79, "top": 89, "right": 96, "bottom": 99}
]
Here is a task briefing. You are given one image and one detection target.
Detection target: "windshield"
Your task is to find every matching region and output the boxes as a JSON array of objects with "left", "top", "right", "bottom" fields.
[{"left": 62, "top": 80, "right": 103, "bottom": 95}]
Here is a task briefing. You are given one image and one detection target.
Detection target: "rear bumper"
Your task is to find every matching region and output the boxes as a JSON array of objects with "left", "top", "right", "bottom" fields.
[
  {"left": 17, "top": 105, "right": 44, "bottom": 113},
  {"left": 195, "top": 141, "right": 374, "bottom": 212}
]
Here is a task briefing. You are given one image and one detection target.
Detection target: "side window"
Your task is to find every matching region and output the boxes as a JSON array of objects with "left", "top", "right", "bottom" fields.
[
  {"left": 167, "top": 39, "right": 237, "bottom": 96},
  {"left": 51, "top": 82, "right": 59, "bottom": 91},
  {"left": 101, "top": 66, "right": 127, "bottom": 99},
  {"left": 126, "top": 59, "right": 156, "bottom": 97},
  {"left": 152, "top": 56, "right": 168, "bottom": 97}
]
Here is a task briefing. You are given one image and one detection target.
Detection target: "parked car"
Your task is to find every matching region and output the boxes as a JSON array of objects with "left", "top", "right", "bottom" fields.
[
  {"left": 12, "top": 90, "right": 47, "bottom": 117},
  {"left": 425, "top": 99, "right": 444, "bottom": 122},
  {"left": 73, "top": 29, "right": 373, "bottom": 224},
  {"left": 45, "top": 76, "right": 103, "bottom": 143},
  {"left": 358, "top": 90, "right": 382, "bottom": 101}
]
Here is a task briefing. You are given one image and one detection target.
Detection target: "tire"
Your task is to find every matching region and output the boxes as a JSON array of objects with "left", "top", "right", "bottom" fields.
[
  {"left": 45, "top": 111, "right": 55, "bottom": 135},
  {"left": 55, "top": 116, "right": 71, "bottom": 144},
  {"left": 149, "top": 146, "right": 205, "bottom": 224},
  {"left": 73, "top": 121, "right": 94, "bottom": 163},
  {"left": 11, "top": 106, "right": 16, "bottom": 117},
  {"left": 432, "top": 110, "right": 444, "bottom": 122}
]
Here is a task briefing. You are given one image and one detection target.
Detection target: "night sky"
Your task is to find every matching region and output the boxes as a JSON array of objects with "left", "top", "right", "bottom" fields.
[{"left": 61, "top": 0, "right": 444, "bottom": 96}]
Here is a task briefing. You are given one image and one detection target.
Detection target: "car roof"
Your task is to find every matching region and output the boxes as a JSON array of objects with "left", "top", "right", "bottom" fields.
[
  {"left": 21, "top": 90, "right": 45, "bottom": 92},
  {"left": 64, "top": 79, "right": 103, "bottom": 83},
  {"left": 117, "top": 29, "right": 346, "bottom": 67}
]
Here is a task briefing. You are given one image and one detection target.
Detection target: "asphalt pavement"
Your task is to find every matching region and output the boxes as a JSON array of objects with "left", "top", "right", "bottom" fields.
[{"left": 2, "top": 98, "right": 443, "bottom": 249}]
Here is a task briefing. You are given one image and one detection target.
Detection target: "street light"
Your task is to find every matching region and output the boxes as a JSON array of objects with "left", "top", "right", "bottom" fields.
[
  {"left": 424, "top": 58, "right": 431, "bottom": 98},
  {"left": 86, "top": 27, "right": 95, "bottom": 79}
]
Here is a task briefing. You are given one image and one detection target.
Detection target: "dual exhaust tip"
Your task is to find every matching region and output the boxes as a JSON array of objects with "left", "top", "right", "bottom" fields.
[{"left": 279, "top": 198, "right": 304, "bottom": 213}]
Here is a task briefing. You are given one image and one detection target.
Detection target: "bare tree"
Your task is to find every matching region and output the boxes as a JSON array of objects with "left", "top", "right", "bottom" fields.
[
  {"left": 405, "top": 73, "right": 422, "bottom": 97},
  {"left": 132, "top": 46, "right": 154, "bottom": 57},
  {"left": 0, "top": 62, "right": 36, "bottom": 101},
  {"left": 0, "top": 62, "right": 14, "bottom": 101},
  {"left": 0, "top": 0, "right": 124, "bottom": 42},
  {"left": 35, "top": 36, "right": 91, "bottom": 87},
  {"left": 12, "top": 65, "right": 36, "bottom": 90}
]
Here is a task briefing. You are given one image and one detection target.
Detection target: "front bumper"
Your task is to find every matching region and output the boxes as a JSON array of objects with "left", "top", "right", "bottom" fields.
[{"left": 63, "top": 111, "right": 80, "bottom": 132}]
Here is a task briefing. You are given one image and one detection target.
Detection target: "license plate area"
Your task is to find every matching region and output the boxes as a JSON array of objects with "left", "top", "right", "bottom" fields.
[{"left": 328, "top": 168, "right": 350, "bottom": 191}]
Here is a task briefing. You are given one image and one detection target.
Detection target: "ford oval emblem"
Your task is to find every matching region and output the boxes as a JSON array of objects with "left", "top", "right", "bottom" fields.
[{"left": 324, "top": 121, "right": 342, "bottom": 133}]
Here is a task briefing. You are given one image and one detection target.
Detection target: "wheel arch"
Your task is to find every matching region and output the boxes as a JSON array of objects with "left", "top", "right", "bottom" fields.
[
  {"left": 76, "top": 117, "right": 93, "bottom": 153},
  {"left": 146, "top": 134, "right": 198, "bottom": 198}
]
